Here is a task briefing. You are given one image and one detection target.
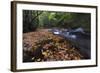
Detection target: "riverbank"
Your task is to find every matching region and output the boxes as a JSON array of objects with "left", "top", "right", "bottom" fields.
[{"left": 23, "top": 29, "right": 84, "bottom": 62}]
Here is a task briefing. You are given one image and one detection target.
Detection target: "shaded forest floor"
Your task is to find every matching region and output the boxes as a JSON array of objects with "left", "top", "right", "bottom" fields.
[{"left": 23, "top": 29, "right": 84, "bottom": 62}]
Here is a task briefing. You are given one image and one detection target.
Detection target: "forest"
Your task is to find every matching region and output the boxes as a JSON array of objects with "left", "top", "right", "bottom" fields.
[
  {"left": 23, "top": 10, "right": 91, "bottom": 33},
  {"left": 23, "top": 10, "right": 91, "bottom": 62}
]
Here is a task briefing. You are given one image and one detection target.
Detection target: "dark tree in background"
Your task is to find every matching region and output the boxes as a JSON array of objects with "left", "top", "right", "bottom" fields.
[{"left": 23, "top": 10, "right": 39, "bottom": 33}]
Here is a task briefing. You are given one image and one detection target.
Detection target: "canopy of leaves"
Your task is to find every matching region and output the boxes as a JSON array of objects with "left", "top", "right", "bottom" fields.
[{"left": 23, "top": 10, "right": 91, "bottom": 33}]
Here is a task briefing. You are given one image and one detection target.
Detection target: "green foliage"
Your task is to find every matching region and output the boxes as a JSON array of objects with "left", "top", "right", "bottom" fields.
[{"left": 23, "top": 10, "right": 91, "bottom": 32}]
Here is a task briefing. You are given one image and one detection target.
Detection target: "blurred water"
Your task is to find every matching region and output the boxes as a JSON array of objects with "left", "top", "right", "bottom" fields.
[{"left": 50, "top": 28, "right": 91, "bottom": 59}]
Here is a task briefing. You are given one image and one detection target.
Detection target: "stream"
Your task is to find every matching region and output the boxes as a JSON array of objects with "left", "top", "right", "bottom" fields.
[{"left": 50, "top": 27, "right": 91, "bottom": 59}]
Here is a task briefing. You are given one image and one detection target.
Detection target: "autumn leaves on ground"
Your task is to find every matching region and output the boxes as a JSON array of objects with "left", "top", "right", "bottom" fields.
[{"left": 23, "top": 29, "right": 83, "bottom": 62}]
